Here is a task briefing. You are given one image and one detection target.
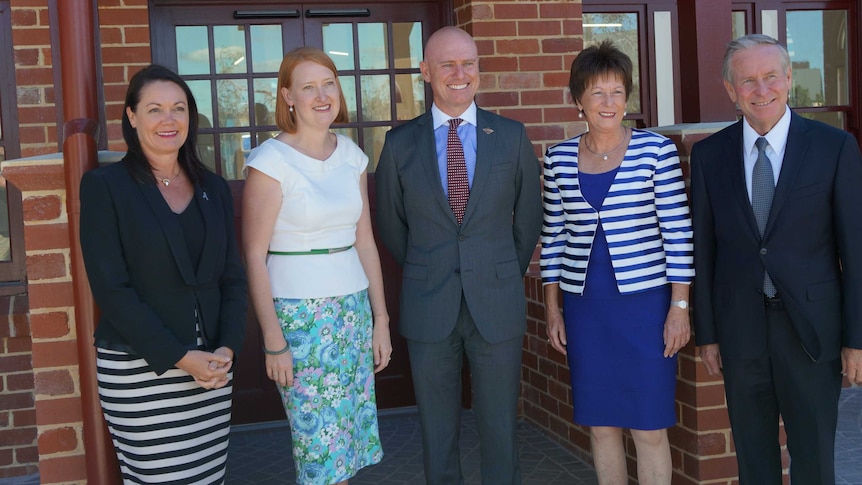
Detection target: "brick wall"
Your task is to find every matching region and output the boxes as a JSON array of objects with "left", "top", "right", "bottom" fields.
[{"left": 3, "top": 0, "right": 150, "bottom": 482}]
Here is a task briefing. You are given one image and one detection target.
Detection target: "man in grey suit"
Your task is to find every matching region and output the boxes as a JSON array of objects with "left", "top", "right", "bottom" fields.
[{"left": 375, "top": 26, "right": 542, "bottom": 485}]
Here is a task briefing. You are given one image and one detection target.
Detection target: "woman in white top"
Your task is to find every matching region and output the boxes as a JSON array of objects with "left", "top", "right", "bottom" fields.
[{"left": 242, "top": 47, "right": 392, "bottom": 485}]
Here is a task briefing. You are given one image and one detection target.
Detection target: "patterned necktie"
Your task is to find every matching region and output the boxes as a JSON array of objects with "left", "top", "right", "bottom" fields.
[
  {"left": 752, "top": 137, "right": 777, "bottom": 297},
  {"left": 447, "top": 118, "right": 469, "bottom": 225}
]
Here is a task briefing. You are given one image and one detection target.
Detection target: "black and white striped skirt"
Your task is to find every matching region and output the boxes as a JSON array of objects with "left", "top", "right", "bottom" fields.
[{"left": 96, "top": 348, "right": 233, "bottom": 484}]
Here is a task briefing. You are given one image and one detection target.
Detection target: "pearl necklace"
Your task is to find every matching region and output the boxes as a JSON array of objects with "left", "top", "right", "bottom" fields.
[{"left": 583, "top": 128, "right": 629, "bottom": 161}]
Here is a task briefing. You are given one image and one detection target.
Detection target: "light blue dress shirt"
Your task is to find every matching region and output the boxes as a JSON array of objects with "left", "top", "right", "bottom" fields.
[{"left": 431, "top": 103, "right": 478, "bottom": 197}]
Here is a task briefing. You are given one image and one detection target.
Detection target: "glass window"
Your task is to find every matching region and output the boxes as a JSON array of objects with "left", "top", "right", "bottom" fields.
[
  {"left": 786, "top": 10, "right": 849, "bottom": 108},
  {"left": 582, "top": 13, "right": 641, "bottom": 116},
  {"left": 732, "top": 11, "right": 747, "bottom": 40}
]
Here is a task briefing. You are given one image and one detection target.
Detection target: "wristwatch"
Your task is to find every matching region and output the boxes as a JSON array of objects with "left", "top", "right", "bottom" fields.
[{"left": 670, "top": 300, "right": 689, "bottom": 310}]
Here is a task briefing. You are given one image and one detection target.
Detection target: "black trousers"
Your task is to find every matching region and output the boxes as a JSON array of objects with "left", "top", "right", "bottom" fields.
[{"left": 722, "top": 302, "right": 842, "bottom": 485}]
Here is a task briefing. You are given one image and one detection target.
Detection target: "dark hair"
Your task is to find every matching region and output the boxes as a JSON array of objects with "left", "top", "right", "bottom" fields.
[
  {"left": 121, "top": 64, "right": 206, "bottom": 185},
  {"left": 568, "top": 40, "right": 633, "bottom": 108},
  {"left": 275, "top": 47, "right": 349, "bottom": 133},
  {"left": 722, "top": 34, "right": 790, "bottom": 83}
]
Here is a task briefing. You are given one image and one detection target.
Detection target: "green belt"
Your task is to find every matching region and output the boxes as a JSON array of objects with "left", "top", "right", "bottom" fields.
[{"left": 268, "top": 245, "right": 353, "bottom": 256}]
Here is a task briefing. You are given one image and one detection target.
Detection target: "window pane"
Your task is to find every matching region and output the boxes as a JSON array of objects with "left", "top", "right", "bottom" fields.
[
  {"left": 731, "top": 11, "right": 747, "bottom": 40},
  {"left": 361, "top": 75, "right": 391, "bottom": 122},
  {"left": 583, "top": 13, "right": 641, "bottom": 114},
  {"left": 0, "top": 146, "right": 4, "bottom": 162},
  {"left": 323, "top": 23, "right": 355, "bottom": 72},
  {"left": 362, "top": 126, "right": 389, "bottom": 172},
  {"left": 250, "top": 25, "right": 283, "bottom": 73},
  {"left": 0, "top": 181, "right": 10, "bottom": 261},
  {"left": 214, "top": 25, "right": 247, "bottom": 74},
  {"left": 332, "top": 127, "right": 358, "bottom": 146},
  {"left": 187, "top": 80, "right": 214, "bottom": 129},
  {"left": 395, "top": 73, "right": 424, "bottom": 120},
  {"left": 220, "top": 132, "right": 248, "bottom": 180},
  {"left": 252, "top": 78, "right": 278, "bottom": 126},
  {"left": 256, "top": 131, "right": 279, "bottom": 146},
  {"left": 176, "top": 26, "right": 210, "bottom": 75},
  {"left": 358, "top": 23, "right": 388, "bottom": 70},
  {"left": 798, "top": 111, "right": 844, "bottom": 130},
  {"left": 787, "top": 10, "right": 849, "bottom": 107},
  {"left": 217, "top": 79, "right": 249, "bottom": 127},
  {"left": 393, "top": 22, "right": 422, "bottom": 69},
  {"left": 198, "top": 133, "right": 216, "bottom": 172},
  {"left": 340, "top": 75, "right": 358, "bottom": 122}
]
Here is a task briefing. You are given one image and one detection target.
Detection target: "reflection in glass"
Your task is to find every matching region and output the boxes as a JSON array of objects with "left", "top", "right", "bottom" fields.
[
  {"left": 393, "top": 22, "right": 422, "bottom": 69},
  {"left": 358, "top": 23, "right": 388, "bottom": 70},
  {"left": 340, "top": 76, "right": 358, "bottom": 122},
  {"left": 323, "top": 23, "right": 354, "bottom": 72},
  {"left": 332, "top": 127, "right": 358, "bottom": 147},
  {"left": 0, "top": 180, "right": 8, "bottom": 261},
  {"left": 250, "top": 25, "right": 284, "bottom": 73},
  {"left": 187, "top": 80, "right": 214, "bottom": 128},
  {"left": 787, "top": 10, "right": 849, "bottom": 107},
  {"left": 362, "top": 126, "right": 389, "bottom": 172},
  {"left": 583, "top": 13, "right": 641, "bottom": 114},
  {"left": 220, "top": 132, "right": 249, "bottom": 180},
  {"left": 256, "top": 131, "right": 279, "bottom": 146},
  {"left": 395, "top": 74, "right": 424, "bottom": 120},
  {"left": 0, "top": 146, "right": 4, "bottom": 162},
  {"left": 731, "top": 11, "right": 747, "bottom": 40},
  {"left": 799, "top": 111, "right": 844, "bottom": 130},
  {"left": 176, "top": 26, "right": 210, "bottom": 75},
  {"left": 198, "top": 133, "right": 216, "bottom": 173},
  {"left": 217, "top": 79, "right": 249, "bottom": 128},
  {"left": 253, "top": 78, "right": 278, "bottom": 126},
  {"left": 361, "top": 75, "right": 391, "bottom": 122},
  {"left": 214, "top": 25, "right": 247, "bottom": 74}
]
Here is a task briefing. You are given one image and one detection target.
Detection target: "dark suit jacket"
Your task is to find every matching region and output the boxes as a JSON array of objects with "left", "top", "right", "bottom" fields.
[
  {"left": 691, "top": 112, "right": 862, "bottom": 362},
  {"left": 80, "top": 155, "right": 247, "bottom": 374},
  {"left": 375, "top": 108, "right": 543, "bottom": 343}
]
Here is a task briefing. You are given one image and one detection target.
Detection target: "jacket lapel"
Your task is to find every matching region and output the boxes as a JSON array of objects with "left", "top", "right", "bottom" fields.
[
  {"left": 193, "top": 179, "right": 218, "bottom": 283},
  {"left": 461, "top": 108, "right": 494, "bottom": 226},
  {"left": 138, "top": 179, "right": 197, "bottom": 285},
  {"left": 724, "top": 122, "right": 763, "bottom": 239},
  {"left": 764, "top": 112, "right": 808, "bottom": 237},
  {"left": 415, "top": 112, "right": 458, "bottom": 224}
]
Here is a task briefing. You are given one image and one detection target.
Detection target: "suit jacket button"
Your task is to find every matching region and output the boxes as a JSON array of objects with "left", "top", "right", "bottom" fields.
[
  {"left": 454, "top": 268, "right": 460, "bottom": 274},
  {"left": 458, "top": 235, "right": 466, "bottom": 241},
  {"left": 760, "top": 248, "right": 768, "bottom": 255}
]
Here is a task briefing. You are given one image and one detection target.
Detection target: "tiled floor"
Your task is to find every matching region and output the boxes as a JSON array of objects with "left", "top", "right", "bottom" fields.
[
  {"left": 225, "top": 409, "right": 599, "bottom": 485},
  {"left": 2, "top": 387, "right": 860, "bottom": 484}
]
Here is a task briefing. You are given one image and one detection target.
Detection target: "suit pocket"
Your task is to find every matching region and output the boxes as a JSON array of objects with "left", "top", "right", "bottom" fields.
[
  {"left": 491, "top": 161, "right": 514, "bottom": 173},
  {"left": 789, "top": 182, "right": 829, "bottom": 200},
  {"left": 807, "top": 279, "right": 840, "bottom": 301},
  {"left": 402, "top": 262, "right": 428, "bottom": 280},
  {"left": 496, "top": 259, "right": 521, "bottom": 279}
]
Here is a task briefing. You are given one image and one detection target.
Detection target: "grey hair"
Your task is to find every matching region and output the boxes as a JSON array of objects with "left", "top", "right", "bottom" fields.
[{"left": 722, "top": 34, "right": 791, "bottom": 83}]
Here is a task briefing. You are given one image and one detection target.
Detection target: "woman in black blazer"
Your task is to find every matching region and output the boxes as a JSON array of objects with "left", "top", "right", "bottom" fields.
[{"left": 80, "top": 64, "right": 247, "bottom": 484}]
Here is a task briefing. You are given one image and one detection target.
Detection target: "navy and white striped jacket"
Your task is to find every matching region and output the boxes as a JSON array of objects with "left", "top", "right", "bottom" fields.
[{"left": 541, "top": 129, "right": 694, "bottom": 294}]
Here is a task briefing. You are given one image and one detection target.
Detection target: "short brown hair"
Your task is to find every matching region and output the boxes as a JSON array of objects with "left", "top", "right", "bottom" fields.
[
  {"left": 275, "top": 47, "right": 349, "bottom": 133},
  {"left": 568, "top": 40, "right": 633, "bottom": 106}
]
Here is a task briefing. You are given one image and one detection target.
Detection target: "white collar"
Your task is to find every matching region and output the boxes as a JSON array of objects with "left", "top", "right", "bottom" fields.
[
  {"left": 431, "top": 102, "right": 478, "bottom": 130},
  {"left": 742, "top": 105, "right": 791, "bottom": 156}
]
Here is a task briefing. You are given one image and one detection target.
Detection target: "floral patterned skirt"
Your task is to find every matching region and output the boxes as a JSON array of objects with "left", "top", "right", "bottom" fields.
[{"left": 274, "top": 289, "right": 383, "bottom": 485}]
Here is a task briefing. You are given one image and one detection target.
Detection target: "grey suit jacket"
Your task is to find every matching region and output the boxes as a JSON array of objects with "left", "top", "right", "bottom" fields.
[
  {"left": 375, "top": 108, "right": 542, "bottom": 343},
  {"left": 691, "top": 112, "right": 862, "bottom": 362}
]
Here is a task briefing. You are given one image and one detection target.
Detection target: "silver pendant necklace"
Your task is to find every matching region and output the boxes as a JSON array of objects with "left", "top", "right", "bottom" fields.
[{"left": 584, "top": 128, "right": 628, "bottom": 161}]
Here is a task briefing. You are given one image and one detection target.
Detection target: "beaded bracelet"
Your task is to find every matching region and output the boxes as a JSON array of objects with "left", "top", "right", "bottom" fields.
[{"left": 263, "top": 342, "right": 290, "bottom": 355}]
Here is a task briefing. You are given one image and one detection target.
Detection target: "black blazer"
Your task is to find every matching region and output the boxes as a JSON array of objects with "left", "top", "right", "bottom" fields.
[
  {"left": 691, "top": 112, "right": 862, "bottom": 362},
  {"left": 80, "top": 155, "right": 247, "bottom": 374}
]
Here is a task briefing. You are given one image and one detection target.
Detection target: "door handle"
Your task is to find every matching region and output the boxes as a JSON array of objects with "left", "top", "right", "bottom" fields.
[
  {"left": 304, "top": 8, "right": 371, "bottom": 18},
  {"left": 233, "top": 9, "right": 301, "bottom": 19}
]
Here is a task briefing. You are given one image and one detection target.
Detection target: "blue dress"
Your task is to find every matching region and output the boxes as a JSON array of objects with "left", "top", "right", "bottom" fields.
[{"left": 562, "top": 168, "right": 677, "bottom": 430}]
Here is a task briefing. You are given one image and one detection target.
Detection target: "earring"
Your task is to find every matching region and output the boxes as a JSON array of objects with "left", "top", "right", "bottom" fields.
[
  {"left": 289, "top": 106, "right": 294, "bottom": 112},
  {"left": 623, "top": 111, "right": 627, "bottom": 116},
  {"left": 578, "top": 111, "right": 583, "bottom": 119}
]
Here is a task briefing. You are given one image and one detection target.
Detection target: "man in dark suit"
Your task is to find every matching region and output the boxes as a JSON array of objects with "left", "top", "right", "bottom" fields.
[
  {"left": 691, "top": 34, "right": 862, "bottom": 484},
  {"left": 375, "top": 26, "right": 542, "bottom": 485}
]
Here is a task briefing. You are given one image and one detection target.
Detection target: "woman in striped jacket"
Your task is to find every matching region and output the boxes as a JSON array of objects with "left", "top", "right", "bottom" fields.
[{"left": 541, "top": 41, "right": 694, "bottom": 485}]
